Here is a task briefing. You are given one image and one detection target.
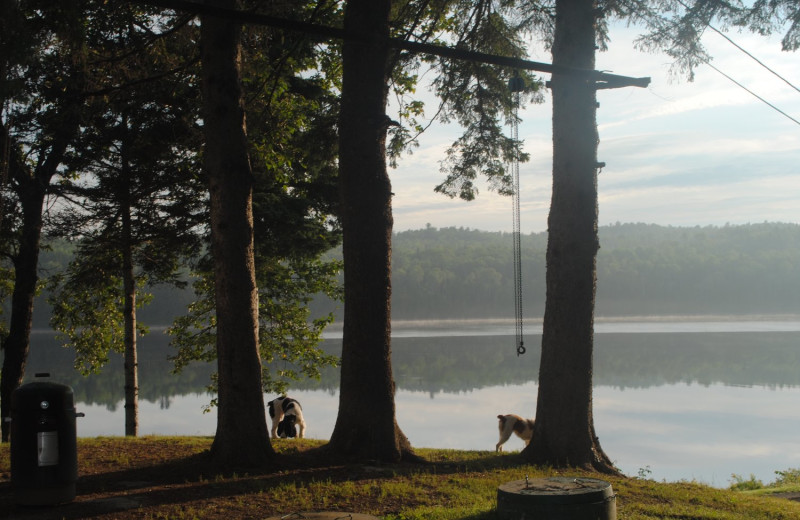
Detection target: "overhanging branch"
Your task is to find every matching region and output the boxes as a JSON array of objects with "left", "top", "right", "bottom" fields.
[{"left": 133, "top": 0, "right": 651, "bottom": 89}]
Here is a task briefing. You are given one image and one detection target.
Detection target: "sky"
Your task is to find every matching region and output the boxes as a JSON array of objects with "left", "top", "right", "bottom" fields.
[{"left": 387, "top": 22, "right": 800, "bottom": 234}]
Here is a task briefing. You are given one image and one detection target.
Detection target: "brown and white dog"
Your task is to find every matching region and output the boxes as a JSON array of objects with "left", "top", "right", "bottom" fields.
[
  {"left": 496, "top": 414, "right": 534, "bottom": 452},
  {"left": 268, "top": 396, "right": 306, "bottom": 439}
]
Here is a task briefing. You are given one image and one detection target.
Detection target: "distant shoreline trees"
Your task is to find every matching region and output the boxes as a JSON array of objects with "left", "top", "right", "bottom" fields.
[
  {"left": 388, "top": 222, "right": 800, "bottom": 320},
  {"left": 30, "top": 221, "right": 800, "bottom": 328}
]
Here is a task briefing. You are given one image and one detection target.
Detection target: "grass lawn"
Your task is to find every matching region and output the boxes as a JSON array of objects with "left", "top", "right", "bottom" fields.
[{"left": 1, "top": 437, "right": 800, "bottom": 519}]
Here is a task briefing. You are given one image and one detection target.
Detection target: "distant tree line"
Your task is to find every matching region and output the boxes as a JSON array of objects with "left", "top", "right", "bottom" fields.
[
  {"left": 595, "top": 222, "right": 800, "bottom": 316},
  {"left": 31, "top": 221, "right": 800, "bottom": 327},
  {"left": 385, "top": 221, "right": 800, "bottom": 319}
]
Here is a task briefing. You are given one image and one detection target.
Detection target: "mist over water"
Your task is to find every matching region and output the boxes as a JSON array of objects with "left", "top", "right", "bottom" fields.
[{"left": 322, "top": 316, "right": 800, "bottom": 338}]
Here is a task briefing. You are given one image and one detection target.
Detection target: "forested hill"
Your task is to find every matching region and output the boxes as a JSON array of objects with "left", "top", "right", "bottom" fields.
[
  {"left": 386, "top": 222, "right": 800, "bottom": 320},
  {"left": 35, "top": 222, "right": 800, "bottom": 327}
]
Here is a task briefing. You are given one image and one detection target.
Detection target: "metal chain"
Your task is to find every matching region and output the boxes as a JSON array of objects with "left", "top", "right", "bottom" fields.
[{"left": 509, "top": 76, "right": 525, "bottom": 356}]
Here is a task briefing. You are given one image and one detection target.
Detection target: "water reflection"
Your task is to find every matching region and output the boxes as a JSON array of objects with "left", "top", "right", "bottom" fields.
[
  {"left": 7, "top": 326, "right": 800, "bottom": 486},
  {"left": 21, "top": 330, "right": 215, "bottom": 410},
  {"left": 16, "top": 329, "right": 800, "bottom": 407}
]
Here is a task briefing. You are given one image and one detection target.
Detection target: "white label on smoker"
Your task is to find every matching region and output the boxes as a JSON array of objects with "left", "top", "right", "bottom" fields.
[{"left": 38, "top": 431, "right": 58, "bottom": 466}]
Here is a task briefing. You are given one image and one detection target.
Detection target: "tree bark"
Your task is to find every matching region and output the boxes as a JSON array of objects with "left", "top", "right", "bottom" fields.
[
  {"left": 1, "top": 117, "right": 75, "bottom": 442},
  {"left": 120, "top": 127, "right": 139, "bottom": 437},
  {"left": 201, "top": 0, "right": 273, "bottom": 466},
  {"left": 0, "top": 185, "right": 43, "bottom": 442},
  {"left": 523, "top": 0, "right": 616, "bottom": 473},
  {"left": 122, "top": 242, "right": 138, "bottom": 437},
  {"left": 327, "top": 0, "right": 414, "bottom": 463}
]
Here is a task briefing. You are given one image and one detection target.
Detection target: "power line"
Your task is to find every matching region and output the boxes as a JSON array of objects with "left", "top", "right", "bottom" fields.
[
  {"left": 671, "top": 0, "right": 800, "bottom": 126},
  {"left": 674, "top": 0, "right": 800, "bottom": 95},
  {"left": 707, "top": 24, "right": 800, "bottom": 95},
  {"left": 702, "top": 59, "right": 800, "bottom": 127}
]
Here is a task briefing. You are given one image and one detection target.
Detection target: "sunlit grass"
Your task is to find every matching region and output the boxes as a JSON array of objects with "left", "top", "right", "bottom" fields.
[{"left": 733, "top": 467, "right": 800, "bottom": 496}]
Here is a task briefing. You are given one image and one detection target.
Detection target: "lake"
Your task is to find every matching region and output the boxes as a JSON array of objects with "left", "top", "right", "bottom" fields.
[{"left": 10, "top": 317, "right": 800, "bottom": 488}]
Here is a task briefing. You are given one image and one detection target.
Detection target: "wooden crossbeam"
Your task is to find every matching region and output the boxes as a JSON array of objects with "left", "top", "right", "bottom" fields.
[{"left": 134, "top": 0, "right": 651, "bottom": 89}]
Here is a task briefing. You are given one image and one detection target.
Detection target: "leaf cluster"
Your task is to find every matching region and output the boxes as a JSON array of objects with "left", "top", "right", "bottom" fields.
[
  {"left": 39, "top": 3, "right": 204, "bottom": 373},
  {"left": 48, "top": 253, "right": 151, "bottom": 376},
  {"left": 602, "top": 0, "right": 800, "bottom": 81},
  {"left": 167, "top": 0, "right": 344, "bottom": 397},
  {"left": 383, "top": 1, "right": 546, "bottom": 200},
  {"left": 3, "top": 0, "right": 347, "bottom": 397}
]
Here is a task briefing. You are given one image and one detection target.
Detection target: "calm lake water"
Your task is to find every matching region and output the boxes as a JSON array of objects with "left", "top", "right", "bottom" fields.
[{"left": 12, "top": 317, "right": 800, "bottom": 488}]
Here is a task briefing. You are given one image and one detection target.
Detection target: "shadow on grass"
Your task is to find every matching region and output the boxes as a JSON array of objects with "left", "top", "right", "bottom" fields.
[
  {"left": 0, "top": 444, "right": 532, "bottom": 519},
  {"left": 459, "top": 513, "right": 501, "bottom": 520}
]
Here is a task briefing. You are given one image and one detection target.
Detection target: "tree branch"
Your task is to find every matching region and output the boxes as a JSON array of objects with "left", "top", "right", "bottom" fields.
[{"left": 132, "top": 0, "right": 651, "bottom": 88}]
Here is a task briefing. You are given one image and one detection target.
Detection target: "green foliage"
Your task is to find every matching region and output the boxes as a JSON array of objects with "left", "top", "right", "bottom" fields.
[
  {"left": 168, "top": 259, "right": 341, "bottom": 399},
  {"left": 428, "top": 2, "right": 545, "bottom": 200},
  {"left": 257, "top": 258, "right": 342, "bottom": 385},
  {"left": 773, "top": 468, "right": 800, "bottom": 487},
  {"left": 42, "top": 3, "right": 202, "bottom": 380},
  {"left": 746, "top": 468, "right": 800, "bottom": 495},
  {"left": 730, "top": 473, "right": 764, "bottom": 491},
  {"left": 728, "top": 467, "right": 800, "bottom": 494},
  {"left": 48, "top": 254, "right": 151, "bottom": 375},
  {"left": 164, "top": 2, "right": 344, "bottom": 401},
  {"left": 614, "top": 1, "right": 800, "bottom": 80},
  {"left": 385, "top": 1, "right": 448, "bottom": 165},
  {"left": 350, "top": 1, "right": 547, "bottom": 198}
]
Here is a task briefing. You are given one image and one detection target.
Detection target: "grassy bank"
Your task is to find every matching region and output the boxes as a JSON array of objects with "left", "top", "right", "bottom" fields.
[{"left": 1, "top": 437, "right": 799, "bottom": 519}]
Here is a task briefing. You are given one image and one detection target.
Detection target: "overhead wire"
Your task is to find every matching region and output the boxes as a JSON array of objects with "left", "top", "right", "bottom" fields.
[
  {"left": 705, "top": 24, "right": 800, "bottom": 95},
  {"left": 670, "top": 0, "right": 800, "bottom": 127},
  {"left": 702, "top": 59, "right": 800, "bottom": 126},
  {"left": 673, "top": 0, "right": 800, "bottom": 94}
]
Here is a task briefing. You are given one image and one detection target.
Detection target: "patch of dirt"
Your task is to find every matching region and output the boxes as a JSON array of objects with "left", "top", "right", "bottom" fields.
[{"left": 769, "top": 492, "right": 800, "bottom": 502}]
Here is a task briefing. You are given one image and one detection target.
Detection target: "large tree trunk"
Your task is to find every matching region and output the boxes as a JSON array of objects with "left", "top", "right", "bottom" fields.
[
  {"left": 0, "top": 114, "right": 75, "bottom": 442},
  {"left": 0, "top": 185, "right": 43, "bottom": 442},
  {"left": 522, "top": 0, "right": 616, "bottom": 473},
  {"left": 327, "top": 0, "right": 414, "bottom": 463},
  {"left": 201, "top": 0, "right": 272, "bottom": 466}
]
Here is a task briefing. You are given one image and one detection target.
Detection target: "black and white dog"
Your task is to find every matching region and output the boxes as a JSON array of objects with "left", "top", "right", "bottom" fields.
[
  {"left": 496, "top": 414, "right": 534, "bottom": 452},
  {"left": 268, "top": 396, "right": 306, "bottom": 439}
]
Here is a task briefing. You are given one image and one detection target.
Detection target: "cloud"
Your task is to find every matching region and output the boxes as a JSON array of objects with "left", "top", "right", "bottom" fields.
[{"left": 388, "top": 22, "right": 800, "bottom": 233}]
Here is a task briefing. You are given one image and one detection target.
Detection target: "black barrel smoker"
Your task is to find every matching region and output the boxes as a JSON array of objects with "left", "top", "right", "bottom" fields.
[{"left": 7, "top": 373, "right": 84, "bottom": 506}]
